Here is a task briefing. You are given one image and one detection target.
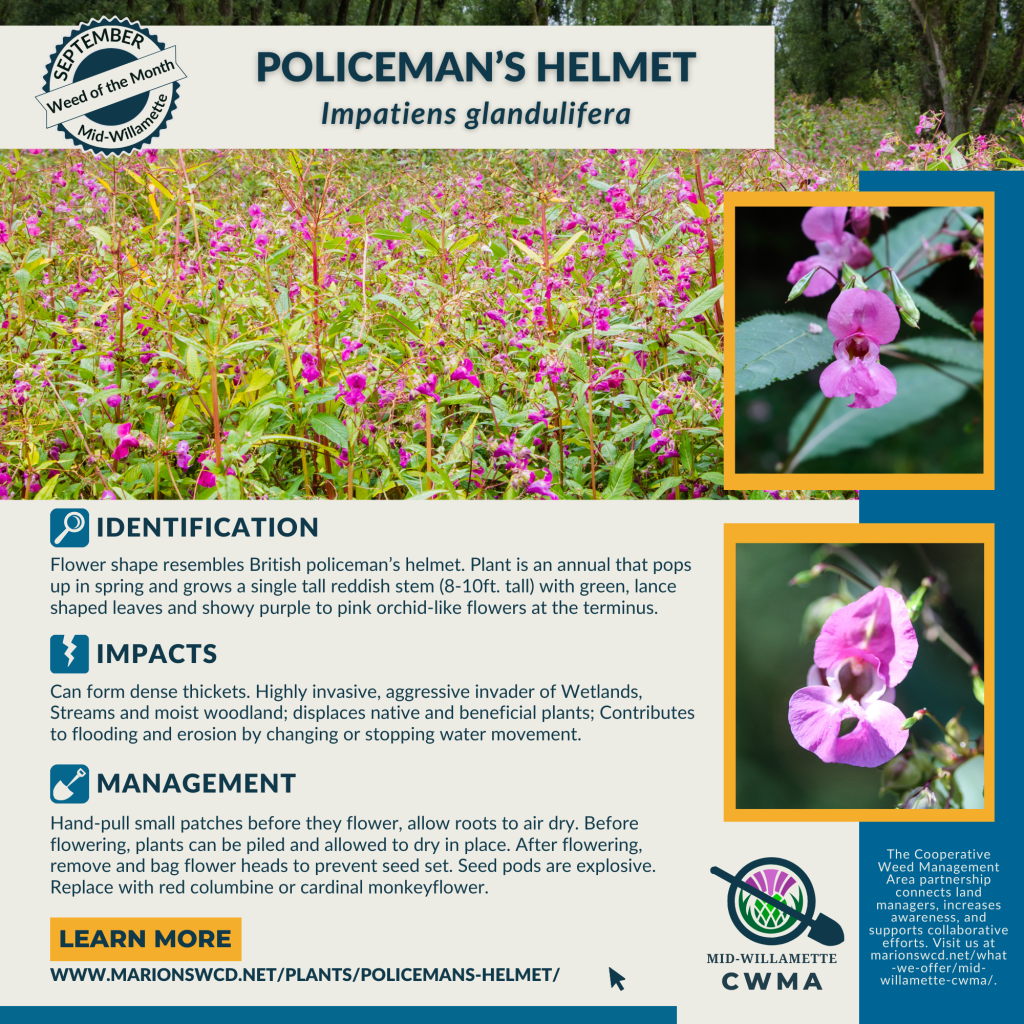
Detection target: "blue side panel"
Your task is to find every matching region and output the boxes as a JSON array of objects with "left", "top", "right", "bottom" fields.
[{"left": 858, "top": 171, "right": 1016, "bottom": 1018}]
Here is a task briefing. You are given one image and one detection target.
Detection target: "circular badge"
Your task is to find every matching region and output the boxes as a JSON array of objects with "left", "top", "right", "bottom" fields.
[
  {"left": 38, "top": 18, "right": 185, "bottom": 155},
  {"left": 725, "top": 857, "right": 816, "bottom": 945}
]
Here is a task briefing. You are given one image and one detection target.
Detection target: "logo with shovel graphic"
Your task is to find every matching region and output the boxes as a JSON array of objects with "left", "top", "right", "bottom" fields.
[
  {"left": 711, "top": 858, "right": 844, "bottom": 946},
  {"left": 51, "top": 764, "right": 89, "bottom": 804}
]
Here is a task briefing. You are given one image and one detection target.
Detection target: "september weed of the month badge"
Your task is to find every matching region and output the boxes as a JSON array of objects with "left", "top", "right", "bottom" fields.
[{"left": 36, "top": 18, "right": 186, "bottom": 155}]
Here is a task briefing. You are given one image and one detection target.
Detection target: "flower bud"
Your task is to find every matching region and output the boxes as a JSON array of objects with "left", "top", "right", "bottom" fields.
[
  {"left": 787, "top": 266, "right": 821, "bottom": 302},
  {"left": 885, "top": 268, "right": 920, "bottom": 328},
  {"left": 945, "top": 714, "right": 970, "bottom": 751},
  {"left": 841, "top": 262, "right": 868, "bottom": 289},
  {"left": 903, "top": 577, "right": 933, "bottom": 622},
  {"left": 789, "top": 565, "right": 824, "bottom": 588},
  {"left": 849, "top": 208, "right": 871, "bottom": 238},
  {"left": 880, "top": 750, "right": 930, "bottom": 793},
  {"left": 900, "top": 786, "right": 939, "bottom": 810},
  {"left": 800, "top": 594, "right": 847, "bottom": 643}
]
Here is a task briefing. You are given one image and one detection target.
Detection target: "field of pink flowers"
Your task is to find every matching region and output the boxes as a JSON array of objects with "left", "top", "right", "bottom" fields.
[{"left": 0, "top": 99, "right": 941, "bottom": 500}]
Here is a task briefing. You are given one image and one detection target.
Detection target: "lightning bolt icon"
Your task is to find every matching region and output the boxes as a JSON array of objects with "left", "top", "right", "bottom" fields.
[{"left": 63, "top": 635, "right": 77, "bottom": 668}]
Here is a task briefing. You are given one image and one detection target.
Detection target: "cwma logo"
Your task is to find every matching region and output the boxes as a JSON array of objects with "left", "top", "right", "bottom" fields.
[{"left": 720, "top": 972, "right": 822, "bottom": 991}]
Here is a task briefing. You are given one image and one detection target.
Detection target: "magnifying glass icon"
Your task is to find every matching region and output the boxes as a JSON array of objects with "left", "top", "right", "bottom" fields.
[{"left": 53, "top": 511, "right": 86, "bottom": 545}]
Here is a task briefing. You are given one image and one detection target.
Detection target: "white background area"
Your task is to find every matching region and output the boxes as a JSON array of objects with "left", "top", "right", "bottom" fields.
[
  {"left": 0, "top": 499, "right": 859, "bottom": 1020},
  {"left": 3, "top": 26, "right": 774, "bottom": 149}
]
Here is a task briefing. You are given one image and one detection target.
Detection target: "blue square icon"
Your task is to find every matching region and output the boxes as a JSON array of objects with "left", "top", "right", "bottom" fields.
[
  {"left": 50, "top": 634, "right": 89, "bottom": 674},
  {"left": 51, "top": 765, "right": 89, "bottom": 804},
  {"left": 51, "top": 508, "right": 89, "bottom": 547}
]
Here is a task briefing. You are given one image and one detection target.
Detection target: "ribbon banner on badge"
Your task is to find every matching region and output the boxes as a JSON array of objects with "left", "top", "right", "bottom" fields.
[{"left": 35, "top": 18, "right": 185, "bottom": 155}]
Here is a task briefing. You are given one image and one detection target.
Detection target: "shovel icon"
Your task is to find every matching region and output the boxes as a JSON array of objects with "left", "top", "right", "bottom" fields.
[
  {"left": 711, "top": 865, "right": 845, "bottom": 946},
  {"left": 52, "top": 768, "right": 87, "bottom": 802}
]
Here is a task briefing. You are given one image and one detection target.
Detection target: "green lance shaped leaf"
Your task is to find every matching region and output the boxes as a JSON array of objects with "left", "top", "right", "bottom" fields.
[
  {"left": 734, "top": 313, "right": 834, "bottom": 393},
  {"left": 841, "top": 263, "right": 868, "bottom": 290},
  {"left": 888, "top": 338, "right": 983, "bottom": 371},
  {"left": 785, "top": 364, "right": 981, "bottom": 467},
  {"left": 786, "top": 266, "right": 820, "bottom": 302},
  {"left": 885, "top": 268, "right": 920, "bottom": 328}
]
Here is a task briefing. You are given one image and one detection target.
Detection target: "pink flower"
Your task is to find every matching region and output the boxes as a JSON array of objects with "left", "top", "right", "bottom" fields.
[
  {"left": 451, "top": 358, "right": 481, "bottom": 388},
  {"left": 111, "top": 422, "right": 139, "bottom": 461},
  {"left": 786, "top": 208, "right": 872, "bottom": 297},
  {"left": 849, "top": 207, "right": 871, "bottom": 238},
  {"left": 339, "top": 372, "right": 368, "bottom": 407},
  {"left": 104, "top": 383, "right": 123, "bottom": 409},
  {"left": 300, "top": 350, "right": 320, "bottom": 384},
  {"left": 524, "top": 469, "right": 559, "bottom": 500},
  {"left": 789, "top": 586, "right": 918, "bottom": 768},
  {"left": 819, "top": 290, "right": 900, "bottom": 409},
  {"left": 100, "top": 489, "right": 117, "bottom": 500},
  {"left": 972, "top": 308, "right": 983, "bottom": 334},
  {"left": 413, "top": 374, "right": 439, "bottom": 401},
  {"left": 197, "top": 450, "right": 217, "bottom": 487},
  {"left": 493, "top": 433, "right": 517, "bottom": 462}
]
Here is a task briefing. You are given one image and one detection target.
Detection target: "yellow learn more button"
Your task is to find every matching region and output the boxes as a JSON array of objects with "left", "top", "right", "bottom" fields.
[{"left": 50, "top": 918, "right": 241, "bottom": 961}]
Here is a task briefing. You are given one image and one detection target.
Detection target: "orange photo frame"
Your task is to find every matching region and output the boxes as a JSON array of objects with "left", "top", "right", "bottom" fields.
[
  {"left": 723, "top": 522, "right": 994, "bottom": 822},
  {"left": 723, "top": 191, "right": 995, "bottom": 491}
]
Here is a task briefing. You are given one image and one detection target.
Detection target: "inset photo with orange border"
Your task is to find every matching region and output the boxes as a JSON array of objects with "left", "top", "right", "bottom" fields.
[
  {"left": 723, "top": 192, "right": 994, "bottom": 491},
  {"left": 724, "top": 523, "right": 993, "bottom": 822}
]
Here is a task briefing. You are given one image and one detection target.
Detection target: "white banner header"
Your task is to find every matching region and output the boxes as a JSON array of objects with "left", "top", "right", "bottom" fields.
[{"left": 5, "top": 24, "right": 774, "bottom": 151}]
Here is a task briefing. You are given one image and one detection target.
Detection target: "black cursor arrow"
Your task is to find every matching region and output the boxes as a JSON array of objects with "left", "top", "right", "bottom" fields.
[
  {"left": 710, "top": 866, "right": 845, "bottom": 947},
  {"left": 609, "top": 968, "right": 626, "bottom": 990}
]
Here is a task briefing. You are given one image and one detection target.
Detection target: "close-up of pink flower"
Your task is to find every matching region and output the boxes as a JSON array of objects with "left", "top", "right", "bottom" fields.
[
  {"left": 786, "top": 207, "right": 873, "bottom": 297},
  {"left": 819, "top": 289, "right": 900, "bottom": 408},
  {"left": 111, "top": 422, "right": 139, "bottom": 462},
  {"left": 788, "top": 586, "right": 919, "bottom": 768}
]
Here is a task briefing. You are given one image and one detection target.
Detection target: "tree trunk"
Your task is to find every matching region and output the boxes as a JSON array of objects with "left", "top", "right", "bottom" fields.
[
  {"left": 980, "top": 16, "right": 1024, "bottom": 134},
  {"left": 366, "top": 0, "right": 382, "bottom": 25},
  {"left": 168, "top": 0, "right": 188, "bottom": 24},
  {"left": 908, "top": 0, "right": 966, "bottom": 136},
  {"left": 756, "top": 0, "right": 775, "bottom": 25},
  {"left": 413, "top": 0, "right": 423, "bottom": 24},
  {"left": 393, "top": 0, "right": 407, "bottom": 24},
  {"left": 218, "top": 0, "right": 232, "bottom": 25},
  {"left": 965, "top": 0, "right": 999, "bottom": 111},
  {"left": 379, "top": 0, "right": 393, "bottom": 22},
  {"left": 336, "top": 0, "right": 350, "bottom": 25}
]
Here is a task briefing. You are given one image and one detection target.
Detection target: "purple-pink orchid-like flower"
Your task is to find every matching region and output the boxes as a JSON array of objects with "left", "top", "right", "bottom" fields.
[
  {"left": 300, "top": 350, "right": 321, "bottom": 384},
  {"left": 788, "top": 585, "right": 919, "bottom": 768},
  {"left": 339, "top": 372, "right": 368, "bottom": 408},
  {"left": 651, "top": 399, "right": 672, "bottom": 421},
  {"left": 197, "top": 451, "right": 217, "bottom": 488},
  {"left": 525, "top": 469, "right": 559, "bottom": 500},
  {"left": 786, "top": 207, "right": 872, "bottom": 297},
  {"left": 111, "top": 422, "right": 139, "bottom": 461},
  {"left": 175, "top": 441, "right": 191, "bottom": 471},
  {"left": 413, "top": 374, "right": 439, "bottom": 401},
  {"left": 493, "top": 433, "right": 517, "bottom": 462},
  {"left": 820, "top": 289, "right": 900, "bottom": 409},
  {"left": 451, "top": 358, "right": 481, "bottom": 388}
]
